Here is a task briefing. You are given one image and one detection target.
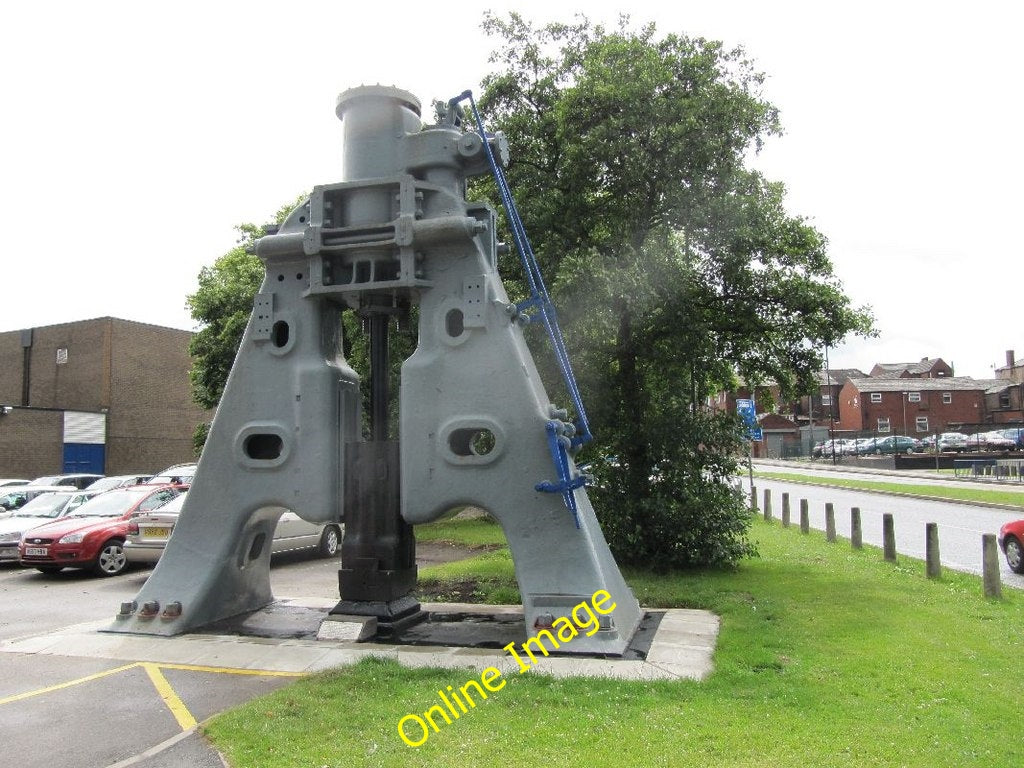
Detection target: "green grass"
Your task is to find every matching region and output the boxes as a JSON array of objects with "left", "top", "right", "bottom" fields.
[
  {"left": 412, "top": 513, "right": 508, "bottom": 549},
  {"left": 204, "top": 516, "right": 1023, "bottom": 767},
  {"left": 754, "top": 470, "right": 1024, "bottom": 508}
]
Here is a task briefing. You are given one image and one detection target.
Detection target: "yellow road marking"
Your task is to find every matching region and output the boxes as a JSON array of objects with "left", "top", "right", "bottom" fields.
[
  {"left": 155, "top": 662, "right": 306, "bottom": 677},
  {"left": 0, "top": 659, "right": 307, "bottom": 731},
  {"left": 142, "top": 662, "right": 197, "bottom": 731},
  {"left": 0, "top": 663, "right": 140, "bottom": 705}
]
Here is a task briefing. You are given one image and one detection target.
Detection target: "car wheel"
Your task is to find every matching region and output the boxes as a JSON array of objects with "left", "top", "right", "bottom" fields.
[
  {"left": 905, "top": 447, "right": 914, "bottom": 455},
  {"left": 318, "top": 525, "right": 341, "bottom": 558},
  {"left": 1005, "top": 536, "right": 1024, "bottom": 575},
  {"left": 93, "top": 539, "right": 128, "bottom": 577},
  {"left": 35, "top": 566, "right": 64, "bottom": 574},
  {"left": 874, "top": 448, "right": 882, "bottom": 455}
]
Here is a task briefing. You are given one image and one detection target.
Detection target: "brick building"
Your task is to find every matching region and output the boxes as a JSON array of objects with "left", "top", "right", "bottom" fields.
[
  {"left": 0, "top": 317, "right": 210, "bottom": 478},
  {"left": 836, "top": 377, "right": 1011, "bottom": 435}
]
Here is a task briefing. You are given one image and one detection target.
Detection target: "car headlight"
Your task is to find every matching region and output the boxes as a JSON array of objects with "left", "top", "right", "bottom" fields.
[
  {"left": 0, "top": 531, "right": 21, "bottom": 543},
  {"left": 58, "top": 533, "right": 85, "bottom": 544}
]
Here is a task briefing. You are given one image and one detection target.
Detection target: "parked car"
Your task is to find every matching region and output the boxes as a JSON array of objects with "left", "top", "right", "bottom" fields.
[
  {"left": 0, "top": 490, "right": 101, "bottom": 563},
  {"left": 922, "top": 433, "right": 970, "bottom": 453},
  {"left": 0, "top": 485, "right": 67, "bottom": 516},
  {"left": 86, "top": 474, "right": 153, "bottom": 492},
  {"left": 857, "top": 435, "right": 922, "bottom": 455},
  {"left": 146, "top": 463, "right": 197, "bottom": 486},
  {"left": 1000, "top": 427, "right": 1024, "bottom": 449},
  {"left": 124, "top": 492, "right": 342, "bottom": 565},
  {"left": 28, "top": 473, "right": 105, "bottom": 489},
  {"left": 19, "top": 485, "right": 182, "bottom": 576},
  {"left": 974, "top": 431, "right": 1016, "bottom": 451},
  {"left": 998, "top": 519, "right": 1024, "bottom": 574}
]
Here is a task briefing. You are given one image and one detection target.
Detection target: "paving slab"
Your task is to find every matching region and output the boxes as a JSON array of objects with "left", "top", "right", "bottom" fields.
[{"left": 1, "top": 599, "right": 719, "bottom": 681}]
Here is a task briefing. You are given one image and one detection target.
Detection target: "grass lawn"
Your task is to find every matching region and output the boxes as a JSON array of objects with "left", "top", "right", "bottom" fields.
[
  {"left": 204, "top": 516, "right": 1023, "bottom": 767},
  {"left": 754, "top": 470, "right": 1024, "bottom": 509}
]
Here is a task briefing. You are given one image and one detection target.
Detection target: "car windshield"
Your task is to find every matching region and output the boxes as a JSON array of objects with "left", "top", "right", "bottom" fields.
[
  {"left": 68, "top": 489, "right": 150, "bottom": 518},
  {"left": 13, "top": 494, "right": 72, "bottom": 518},
  {"left": 86, "top": 476, "right": 127, "bottom": 492},
  {"left": 28, "top": 476, "right": 60, "bottom": 486},
  {"left": 154, "top": 493, "right": 187, "bottom": 514}
]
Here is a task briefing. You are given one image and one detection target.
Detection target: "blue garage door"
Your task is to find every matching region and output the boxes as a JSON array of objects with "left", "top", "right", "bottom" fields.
[
  {"left": 62, "top": 411, "right": 107, "bottom": 474},
  {"left": 63, "top": 443, "right": 106, "bottom": 474}
]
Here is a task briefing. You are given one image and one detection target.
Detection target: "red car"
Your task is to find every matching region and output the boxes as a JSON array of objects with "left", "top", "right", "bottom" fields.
[
  {"left": 998, "top": 519, "right": 1024, "bottom": 575},
  {"left": 19, "top": 485, "right": 181, "bottom": 576}
]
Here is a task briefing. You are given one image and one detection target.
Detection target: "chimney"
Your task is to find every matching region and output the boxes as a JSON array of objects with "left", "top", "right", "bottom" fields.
[{"left": 1008, "top": 350, "right": 1016, "bottom": 368}]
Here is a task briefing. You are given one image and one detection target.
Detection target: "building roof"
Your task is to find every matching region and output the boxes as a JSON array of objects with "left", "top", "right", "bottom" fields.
[
  {"left": 759, "top": 413, "right": 799, "bottom": 431},
  {"left": 816, "top": 368, "right": 867, "bottom": 386},
  {"left": 846, "top": 377, "right": 1012, "bottom": 393},
  {"left": 870, "top": 358, "right": 948, "bottom": 376}
]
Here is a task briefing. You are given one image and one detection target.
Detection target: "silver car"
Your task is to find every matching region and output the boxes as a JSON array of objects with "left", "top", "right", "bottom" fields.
[{"left": 124, "top": 492, "right": 342, "bottom": 564}]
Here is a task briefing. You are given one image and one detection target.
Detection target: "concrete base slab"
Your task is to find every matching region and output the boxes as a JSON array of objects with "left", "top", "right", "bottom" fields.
[
  {"left": 316, "top": 614, "right": 377, "bottom": 641},
  {"left": 2, "top": 599, "right": 720, "bottom": 681}
]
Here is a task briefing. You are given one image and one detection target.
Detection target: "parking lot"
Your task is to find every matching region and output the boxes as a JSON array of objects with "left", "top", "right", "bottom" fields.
[{"left": 0, "top": 542, "right": 471, "bottom": 768}]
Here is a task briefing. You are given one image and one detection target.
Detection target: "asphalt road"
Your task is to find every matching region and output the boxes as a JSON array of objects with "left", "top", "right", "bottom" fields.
[
  {"left": 0, "top": 541, "right": 473, "bottom": 768},
  {"left": 749, "top": 469, "right": 1024, "bottom": 590}
]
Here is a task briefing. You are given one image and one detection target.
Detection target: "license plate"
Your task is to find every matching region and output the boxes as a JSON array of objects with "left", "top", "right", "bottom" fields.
[
  {"left": 25, "top": 547, "right": 48, "bottom": 556},
  {"left": 142, "top": 527, "right": 172, "bottom": 539}
]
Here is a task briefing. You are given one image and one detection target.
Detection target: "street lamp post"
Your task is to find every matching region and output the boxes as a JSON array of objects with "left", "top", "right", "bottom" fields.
[{"left": 902, "top": 391, "right": 908, "bottom": 436}]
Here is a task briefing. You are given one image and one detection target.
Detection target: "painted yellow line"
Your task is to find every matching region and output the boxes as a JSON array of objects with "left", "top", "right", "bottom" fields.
[
  {"left": 0, "top": 663, "right": 141, "bottom": 706},
  {"left": 0, "top": 659, "right": 304, "bottom": 715},
  {"left": 154, "top": 662, "right": 306, "bottom": 677},
  {"left": 142, "top": 662, "right": 197, "bottom": 731}
]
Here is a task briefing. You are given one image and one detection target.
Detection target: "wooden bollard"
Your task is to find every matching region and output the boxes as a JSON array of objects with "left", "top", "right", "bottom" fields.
[
  {"left": 983, "top": 534, "right": 1002, "bottom": 598},
  {"left": 781, "top": 493, "right": 791, "bottom": 528},
  {"left": 925, "top": 523, "right": 941, "bottom": 579},
  {"left": 763, "top": 488, "right": 772, "bottom": 521},
  {"left": 825, "top": 503, "right": 836, "bottom": 543},
  {"left": 882, "top": 513, "right": 897, "bottom": 562},
  {"left": 799, "top": 498, "right": 809, "bottom": 534},
  {"left": 751, "top": 485, "right": 758, "bottom": 512},
  {"left": 851, "top": 507, "right": 863, "bottom": 549}
]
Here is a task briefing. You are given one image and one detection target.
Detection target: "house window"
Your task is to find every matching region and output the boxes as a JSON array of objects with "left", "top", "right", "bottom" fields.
[
  {"left": 1000, "top": 391, "right": 1012, "bottom": 408},
  {"left": 877, "top": 417, "right": 891, "bottom": 433},
  {"left": 907, "top": 392, "right": 921, "bottom": 403},
  {"left": 870, "top": 392, "right": 882, "bottom": 403},
  {"left": 916, "top": 416, "right": 929, "bottom": 432},
  {"left": 942, "top": 392, "right": 952, "bottom": 404},
  {"left": 56, "top": 348, "right": 68, "bottom": 365},
  {"left": 821, "top": 394, "right": 832, "bottom": 406}
]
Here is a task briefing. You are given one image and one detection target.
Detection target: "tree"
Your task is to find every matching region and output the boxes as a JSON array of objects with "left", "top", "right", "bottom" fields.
[{"left": 476, "top": 14, "right": 872, "bottom": 568}]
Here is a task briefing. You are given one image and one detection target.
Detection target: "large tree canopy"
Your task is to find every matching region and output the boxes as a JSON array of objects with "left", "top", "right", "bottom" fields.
[
  {"left": 185, "top": 13, "right": 871, "bottom": 568},
  {"left": 474, "top": 14, "right": 872, "bottom": 568}
]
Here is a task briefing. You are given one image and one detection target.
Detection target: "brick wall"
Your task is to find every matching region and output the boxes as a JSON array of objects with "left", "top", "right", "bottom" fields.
[
  {"left": 107, "top": 319, "right": 209, "bottom": 473},
  {"left": 0, "top": 409, "right": 63, "bottom": 477},
  {"left": 24, "top": 318, "right": 111, "bottom": 411},
  {"left": 0, "top": 331, "right": 25, "bottom": 404}
]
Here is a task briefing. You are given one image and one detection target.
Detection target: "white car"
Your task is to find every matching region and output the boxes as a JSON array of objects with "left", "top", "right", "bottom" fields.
[
  {"left": 0, "top": 490, "right": 101, "bottom": 563},
  {"left": 0, "top": 485, "right": 69, "bottom": 518},
  {"left": 124, "top": 492, "right": 342, "bottom": 564}
]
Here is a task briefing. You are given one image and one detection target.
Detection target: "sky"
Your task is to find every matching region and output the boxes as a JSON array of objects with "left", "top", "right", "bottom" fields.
[{"left": 2, "top": 1, "right": 1021, "bottom": 378}]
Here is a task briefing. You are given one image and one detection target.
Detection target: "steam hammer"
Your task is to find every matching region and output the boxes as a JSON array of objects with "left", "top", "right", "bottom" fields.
[{"left": 108, "top": 85, "right": 641, "bottom": 655}]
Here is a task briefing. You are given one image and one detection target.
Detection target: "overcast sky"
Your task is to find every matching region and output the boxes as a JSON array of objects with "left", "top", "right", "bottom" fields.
[{"left": 2, "top": 1, "right": 1020, "bottom": 378}]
